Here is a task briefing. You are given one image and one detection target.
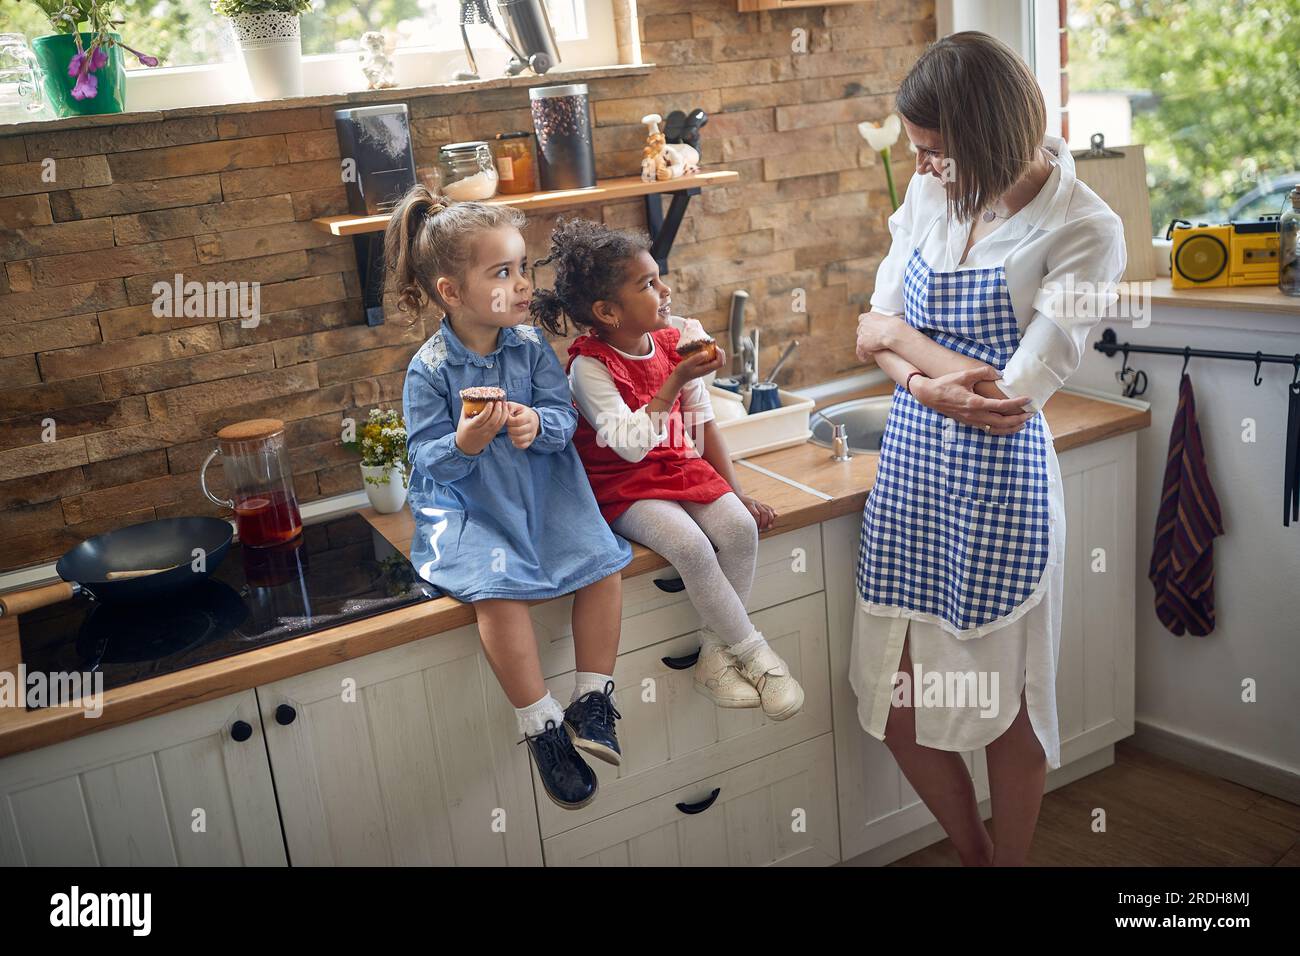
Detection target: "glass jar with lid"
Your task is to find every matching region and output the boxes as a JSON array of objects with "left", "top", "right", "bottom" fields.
[
  {"left": 491, "top": 131, "right": 538, "bottom": 195},
  {"left": 436, "top": 141, "right": 499, "bottom": 201},
  {"left": 1280, "top": 186, "right": 1300, "bottom": 297}
]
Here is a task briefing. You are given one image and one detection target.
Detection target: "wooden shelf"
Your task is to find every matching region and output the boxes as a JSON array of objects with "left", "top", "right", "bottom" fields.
[
  {"left": 313, "top": 170, "right": 741, "bottom": 237},
  {"left": 1118, "top": 276, "right": 1300, "bottom": 317}
]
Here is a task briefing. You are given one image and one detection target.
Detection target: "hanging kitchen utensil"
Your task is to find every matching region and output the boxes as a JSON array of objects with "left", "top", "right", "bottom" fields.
[
  {"left": 0, "top": 516, "right": 233, "bottom": 618},
  {"left": 1286, "top": 358, "right": 1300, "bottom": 527}
]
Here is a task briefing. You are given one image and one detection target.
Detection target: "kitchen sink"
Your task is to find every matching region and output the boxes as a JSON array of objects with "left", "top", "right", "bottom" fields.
[{"left": 808, "top": 395, "right": 894, "bottom": 453}]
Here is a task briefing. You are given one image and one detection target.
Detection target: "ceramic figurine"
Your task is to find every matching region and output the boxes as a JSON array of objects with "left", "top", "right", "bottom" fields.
[
  {"left": 641, "top": 113, "right": 700, "bottom": 183},
  {"left": 359, "top": 31, "right": 397, "bottom": 90}
]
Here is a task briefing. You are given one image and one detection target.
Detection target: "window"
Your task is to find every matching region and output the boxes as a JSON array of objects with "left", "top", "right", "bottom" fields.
[
  {"left": 1063, "top": 0, "right": 1296, "bottom": 236},
  {"left": 3, "top": 0, "right": 615, "bottom": 111}
]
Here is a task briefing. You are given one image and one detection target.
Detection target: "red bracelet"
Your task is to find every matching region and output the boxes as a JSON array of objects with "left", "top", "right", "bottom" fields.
[{"left": 905, "top": 370, "right": 925, "bottom": 395}]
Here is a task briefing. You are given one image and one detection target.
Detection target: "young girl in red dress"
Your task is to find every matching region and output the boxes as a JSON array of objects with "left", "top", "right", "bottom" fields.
[{"left": 530, "top": 218, "right": 805, "bottom": 721}]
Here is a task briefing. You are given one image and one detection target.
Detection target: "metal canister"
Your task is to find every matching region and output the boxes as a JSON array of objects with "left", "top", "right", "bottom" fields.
[{"left": 529, "top": 83, "right": 596, "bottom": 190}]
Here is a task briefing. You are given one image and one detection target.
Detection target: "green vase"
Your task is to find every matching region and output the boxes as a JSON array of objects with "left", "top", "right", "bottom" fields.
[{"left": 32, "top": 33, "right": 126, "bottom": 117}]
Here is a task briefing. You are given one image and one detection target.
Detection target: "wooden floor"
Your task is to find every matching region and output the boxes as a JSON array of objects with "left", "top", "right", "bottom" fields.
[{"left": 890, "top": 741, "right": 1300, "bottom": 866}]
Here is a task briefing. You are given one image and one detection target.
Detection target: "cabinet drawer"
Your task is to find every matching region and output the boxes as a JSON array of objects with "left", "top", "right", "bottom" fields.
[
  {"left": 534, "top": 591, "right": 831, "bottom": 839},
  {"left": 533, "top": 523, "right": 824, "bottom": 678},
  {"left": 542, "top": 733, "right": 839, "bottom": 866}
]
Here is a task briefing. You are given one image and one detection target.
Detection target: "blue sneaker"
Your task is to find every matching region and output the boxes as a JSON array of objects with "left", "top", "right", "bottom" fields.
[
  {"left": 521, "top": 719, "right": 597, "bottom": 810},
  {"left": 564, "top": 680, "right": 623, "bottom": 767}
]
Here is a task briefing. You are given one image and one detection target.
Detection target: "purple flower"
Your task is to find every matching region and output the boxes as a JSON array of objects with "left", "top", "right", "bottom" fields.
[
  {"left": 118, "top": 43, "right": 159, "bottom": 68},
  {"left": 67, "top": 46, "right": 107, "bottom": 78},
  {"left": 70, "top": 69, "right": 98, "bottom": 100}
]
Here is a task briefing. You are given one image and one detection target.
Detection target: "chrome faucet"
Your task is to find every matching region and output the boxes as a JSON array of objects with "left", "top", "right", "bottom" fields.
[
  {"left": 727, "top": 290, "right": 758, "bottom": 389},
  {"left": 812, "top": 408, "right": 852, "bottom": 462}
]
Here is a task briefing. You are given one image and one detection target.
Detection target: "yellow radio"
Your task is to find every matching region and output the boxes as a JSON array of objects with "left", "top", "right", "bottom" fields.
[{"left": 1167, "top": 215, "right": 1281, "bottom": 288}]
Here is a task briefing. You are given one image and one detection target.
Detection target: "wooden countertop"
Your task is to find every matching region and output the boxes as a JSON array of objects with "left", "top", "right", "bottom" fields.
[{"left": 0, "top": 386, "right": 1149, "bottom": 759}]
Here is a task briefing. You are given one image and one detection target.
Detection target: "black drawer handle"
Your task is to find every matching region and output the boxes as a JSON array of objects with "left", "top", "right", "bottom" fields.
[
  {"left": 275, "top": 704, "right": 297, "bottom": 725},
  {"left": 676, "top": 788, "right": 721, "bottom": 815},
  {"left": 230, "top": 720, "right": 252, "bottom": 742},
  {"left": 653, "top": 577, "right": 686, "bottom": 593},
  {"left": 661, "top": 649, "right": 701, "bottom": 670}
]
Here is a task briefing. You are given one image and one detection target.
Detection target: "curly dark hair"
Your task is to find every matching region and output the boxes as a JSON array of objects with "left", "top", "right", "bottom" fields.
[{"left": 529, "top": 217, "right": 651, "bottom": 337}]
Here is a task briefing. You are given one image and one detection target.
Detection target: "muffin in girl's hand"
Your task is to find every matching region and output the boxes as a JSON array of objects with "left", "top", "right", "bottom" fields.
[
  {"left": 676, "top": 321, "right": 718, "bottom": 363},
  {"left": 460, "top": 385, "right": 506, "bottom": 418}
]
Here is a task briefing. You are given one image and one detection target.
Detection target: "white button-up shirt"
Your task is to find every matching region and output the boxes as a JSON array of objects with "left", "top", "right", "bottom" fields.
[{"left": 869, "top": 134, "right": 1127, "bottom": 413}]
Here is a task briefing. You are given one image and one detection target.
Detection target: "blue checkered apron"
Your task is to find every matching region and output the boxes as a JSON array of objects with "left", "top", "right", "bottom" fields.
[{"left": 855, "top": 228, "right": 1050, "bottom": 633}]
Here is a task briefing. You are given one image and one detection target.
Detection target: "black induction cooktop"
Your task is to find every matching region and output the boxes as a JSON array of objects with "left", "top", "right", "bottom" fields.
[{"left": 17, "top": 513, "right": 438, "bottom": 707}]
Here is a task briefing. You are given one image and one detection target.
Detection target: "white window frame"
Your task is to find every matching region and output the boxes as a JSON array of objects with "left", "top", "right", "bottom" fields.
[
  {"left": 935, "top": 0, "right": 1062, "bottom": 138},
  {"left": 124, "top": 0, "right": 622, "bottom": 113}
]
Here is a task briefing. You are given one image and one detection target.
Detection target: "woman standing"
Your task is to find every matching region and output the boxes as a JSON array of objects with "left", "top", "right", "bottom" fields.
[{"left": 852, "top": 31, "right": 1126, "bottom": 865}]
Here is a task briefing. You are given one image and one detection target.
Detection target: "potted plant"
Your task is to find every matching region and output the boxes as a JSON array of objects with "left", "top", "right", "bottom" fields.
[
  {"left": 26, "top": 1, "right": 158, "bottom": 117},
  {"left": 344, "top": 407, "right": 409, "bottom": 514},
  {"left": 211, "top": 0, "right": 311, "bottom": 100}
]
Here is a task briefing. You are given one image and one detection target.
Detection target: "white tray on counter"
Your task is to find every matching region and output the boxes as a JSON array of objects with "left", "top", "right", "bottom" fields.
[{"left": 709, "top": 385, "right": 814, "bottom": 460}]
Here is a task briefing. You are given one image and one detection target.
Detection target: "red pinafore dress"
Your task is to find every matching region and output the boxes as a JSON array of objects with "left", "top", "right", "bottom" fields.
[{"left": 566, "top": 327, "right": 732, "bottom": 524}]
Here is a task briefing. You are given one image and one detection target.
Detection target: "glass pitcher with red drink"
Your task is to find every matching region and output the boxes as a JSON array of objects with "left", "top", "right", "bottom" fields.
[{"left": 200, "top": 418, "right": 303, "bottom": 548}]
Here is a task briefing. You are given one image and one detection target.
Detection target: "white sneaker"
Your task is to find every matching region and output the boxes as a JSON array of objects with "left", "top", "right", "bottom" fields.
[
  {"left": 693, "top": 638, "right": 761, "bottom": 708},
  {"left": 737, "top": 644, "right": 805, "bottom": 721}
]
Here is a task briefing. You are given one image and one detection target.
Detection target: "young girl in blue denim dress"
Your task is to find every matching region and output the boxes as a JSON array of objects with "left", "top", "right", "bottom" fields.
[{"left": 387, "top": 187, "right": 633, "bottom": 811}]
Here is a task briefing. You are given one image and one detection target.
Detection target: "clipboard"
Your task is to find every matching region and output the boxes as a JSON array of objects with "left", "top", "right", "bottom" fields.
[{"left": 1071, "top": 133, "right": 1157, "bottom": 281}]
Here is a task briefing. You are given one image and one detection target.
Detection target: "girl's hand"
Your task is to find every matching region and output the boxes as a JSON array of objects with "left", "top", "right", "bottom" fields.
[
  {"left": 673, "top": 345, "right": 727, "bottom": 384},
  {"left": 911, "top": 366, "right": 1035, "bottom": 435},
  {"left": 455, "top": 400, "right": 509, "bottom": 455},
  {"left": 505, "top": 403, "right": 541, "bottom": 449},
  {"left": 855, "top": 312, "right": 904, "bottom": 362},
  {"left": 739, "top": 493, "right": 777, "bottom": 531}
]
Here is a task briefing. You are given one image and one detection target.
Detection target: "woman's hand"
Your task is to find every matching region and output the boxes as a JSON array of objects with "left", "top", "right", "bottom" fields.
[
  {"left": 739, "top": 493, "right": 777, "bottom": 531},
  {"left": 505, "top": 403, "right": 540, "bottom": 450},
  {"left": 454, "top": 400, "right": 509, "bottom": 455},
  {"left": 855, "top": 312, "right": 905, "bottom": 362},
  {"left": 910, "top": 366, "right": 1035, "bottom": 435}
]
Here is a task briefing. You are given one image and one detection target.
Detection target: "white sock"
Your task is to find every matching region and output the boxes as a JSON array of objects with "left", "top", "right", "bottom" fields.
[
  {"left": 729, "top": 630, "right": 769, "bottom": 664},
  {"left": 571, "top": 671, "right": 614, "bottom": 702},
  {"left": 516, "top": 693, "right": 565, "bottom": 737}
]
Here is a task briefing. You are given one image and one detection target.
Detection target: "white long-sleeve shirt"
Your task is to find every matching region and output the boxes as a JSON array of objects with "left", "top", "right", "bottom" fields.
[
  {"left": 869, "top": 133, "right": 1127, "bottom": 413},
  {"left": 568, "top": 315, "right": 715, "bottom": 463}
]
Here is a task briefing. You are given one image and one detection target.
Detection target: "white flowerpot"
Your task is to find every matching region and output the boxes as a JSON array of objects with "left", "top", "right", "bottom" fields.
[
  {"left": 361, "top": 463, "right": 408, "bottom": 514},
  {"left": 230, "top": 12, "right": 303, "bottom": 100}
]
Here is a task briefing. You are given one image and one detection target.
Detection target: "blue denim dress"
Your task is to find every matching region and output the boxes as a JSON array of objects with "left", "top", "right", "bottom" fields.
[{"left": 402, "top": 319, "right": 633, "bottom": 603}]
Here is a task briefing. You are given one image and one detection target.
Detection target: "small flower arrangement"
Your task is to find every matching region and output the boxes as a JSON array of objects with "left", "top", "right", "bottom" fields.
[
  {"left": 210, "top": 0, "right": 313, "bottom": 17},
  {"left": 859, "top": 113, "right": 903, "bottom": 212},
  {"left": 29, "top": 1, "right": 159, "bottom": 100},
  {"left": 345, "top": 407, "right": 409, "bottom": 488}
]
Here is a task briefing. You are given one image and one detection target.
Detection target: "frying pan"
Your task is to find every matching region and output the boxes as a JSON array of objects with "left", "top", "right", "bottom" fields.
[{"left": 0, "top": 516, "right": 233, "bottom": 618}]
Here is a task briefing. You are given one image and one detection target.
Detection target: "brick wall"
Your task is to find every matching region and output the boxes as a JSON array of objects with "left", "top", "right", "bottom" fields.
[{"left": 0, "top": 0, "right": 934, "bottom": 573}]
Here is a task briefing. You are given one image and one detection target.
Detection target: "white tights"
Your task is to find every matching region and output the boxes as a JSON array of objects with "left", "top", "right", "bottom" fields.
[{"left": 612, "top": 493, "right": 759, "bottom": 646}]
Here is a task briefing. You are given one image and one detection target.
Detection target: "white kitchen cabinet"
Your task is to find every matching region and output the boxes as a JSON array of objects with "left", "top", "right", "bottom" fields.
[
  {"left": 825, "top": 432, "right": 1138, "bottom": 863},
  {"left": 530, "top": 524, "right": 824, "bottom": 677},
  {"left": 542, "top": 734, "right": 840, "bottom": 866},
  {"left": 257, "top": 621, "right": 543, "bottom": 866},
  {"left": 535, "top": 591, "right": 832, "bottom": 839},
  {"left": 0, "top": 690, "right": 284, "bottom": 866}
]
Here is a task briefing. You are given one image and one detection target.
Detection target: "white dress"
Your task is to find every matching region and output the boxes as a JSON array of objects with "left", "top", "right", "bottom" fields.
[{"left": 850, "top": 134, "right": 1126, "bottom": 770}]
